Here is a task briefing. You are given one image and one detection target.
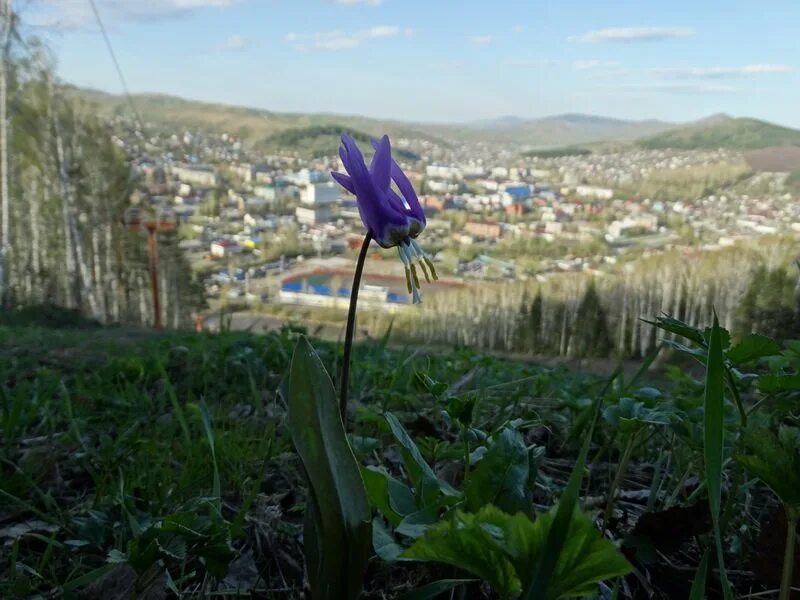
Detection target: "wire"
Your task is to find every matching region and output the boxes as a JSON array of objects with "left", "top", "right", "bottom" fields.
[{"left": 86, "top": 0, "right": 142, "bottom": 128}]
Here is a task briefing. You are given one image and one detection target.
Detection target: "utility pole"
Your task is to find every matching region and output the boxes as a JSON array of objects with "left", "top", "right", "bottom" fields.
[
  {"left": 124, "top": 207, "right": 176, "bottom": 329},
  {"left": 0, "top": 0, "right": 12, "bottom": 307}
]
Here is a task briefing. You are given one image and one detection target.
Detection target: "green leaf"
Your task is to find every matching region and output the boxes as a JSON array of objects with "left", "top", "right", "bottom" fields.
[
  {"left": 734, "top": 426, "right": 800, "bottom": 511},
  {"left": 362, "top": 466, "right": 410, "bottom": 526},
  {"left": 287, "top": 336, "right": 372, "bottom": 600},
  {"left": 385, "top": 412, "right": 460, "bottom": 505},
  {"left": 689, "top": 550, "right": 710, "bottom": 600},
  {"left": 187, "top": 400, "right": 221, "bottom": 508},
  {"left": 404, "top": 506, "right": 631, "bottom": 600},
  {"left": 403, "top": 508, "right": 521, "bottom": 597},
  {"left": 399, "top": 579, "right": 478, "bottom": 600},
  {"left": 703, "top": 326, "right": 731, "bottom": 351},
  {"left": 757, "top": 373, "right": 800, "bottom": 394},
  {"left": 503, "top": 509, "right": 631, "bottom": 600},
  {"left": 465, "top": 427, "right": 532, "bottom": 515},
  {"left": 646, "top": 316, "right": 706, "bottom": 345},
  {"left": 726, "top": 334, "right": 780, "bottom": 364},
  {"left": 525, "top": 401, "right": 599, "bottom": 599},
  {"left": 396, "top": 506, "right": 442, "bottom": 539},
  {"left": 703, "top": 317, "right": 734, "bottom": 600},
  {"left": 603, "top": 397, "right": 671, "bottom": 434},
  {"left": 372, "top": 517, "right": 405, "bottom": 562}
]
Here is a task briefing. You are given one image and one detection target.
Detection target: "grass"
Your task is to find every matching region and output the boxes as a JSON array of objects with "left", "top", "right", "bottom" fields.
[{"left": 0, "top": 310, "right": 797, "bottom": 598}]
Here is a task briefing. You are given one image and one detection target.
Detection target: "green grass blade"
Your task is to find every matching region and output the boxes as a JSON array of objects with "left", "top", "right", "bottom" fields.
[
  {"left": 524, "top": 371, "right": 613, "bottom": 599},
  {"left": 157, "top": 362, "right": 191, "bottom": 447},
  {"left": 704, "top": 316, "right": 733, "bottom": 600},
  {"left": 189, "top": 399, "right": 221, "bottom": 508},
  {"left": 689, "top": 550, "right": 710, "bottom": 600}
]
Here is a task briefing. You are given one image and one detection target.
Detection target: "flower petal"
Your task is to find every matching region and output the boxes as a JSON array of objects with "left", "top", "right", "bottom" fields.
[
  {"left": 369, "top": 135, "right": 392, "bottom": 192},
  {"left": 330, "top": 171, "right": 355, "bottom": 195},
  {"left": 370, "top": 138, "right": 426, "bottom": 227}
]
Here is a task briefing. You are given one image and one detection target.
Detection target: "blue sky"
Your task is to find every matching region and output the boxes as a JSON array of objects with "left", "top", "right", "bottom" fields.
[{"left": 20, "top": 0, "right": 800, "bottom": 127}]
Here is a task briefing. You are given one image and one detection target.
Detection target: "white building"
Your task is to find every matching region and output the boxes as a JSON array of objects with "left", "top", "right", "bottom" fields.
[
  {"left": 301, "top": 182, "right": 340, "bottom": 206},
  {"left": 576, "top": 185, "right": 614, "bottom": 201},
  {"left": 172, "top": 164, "right": 217, "bottom": 187},
  {"left": 296, "top": 206, "right": 333, "bottom": 225},
  {"left": 426, "top": 165, "right": 463, "bottom": 180}
]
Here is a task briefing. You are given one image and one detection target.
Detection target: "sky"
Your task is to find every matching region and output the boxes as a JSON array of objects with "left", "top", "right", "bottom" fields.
[{"left": 18, "top": 0, "right": 800, "bottom": 127}]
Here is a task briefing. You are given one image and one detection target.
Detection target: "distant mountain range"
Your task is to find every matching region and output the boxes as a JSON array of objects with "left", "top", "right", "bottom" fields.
[{"left": 63, "top": 86, "right": 800, "bottom": 155}]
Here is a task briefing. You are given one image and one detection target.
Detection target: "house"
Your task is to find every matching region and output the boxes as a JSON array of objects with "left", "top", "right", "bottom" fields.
[
  {"left": 464, "top": 221, "right": 503, "bottom": 239},
  {"left": 576, "top": 185, "right": 614, "bottom": 200},
  {"left": 210, "top": 240, "right": 243, "bottom": 258},
  {"left": 301, "top": 182, "right": 340, "bottom": 206},
  {"left": 172, "top": 164, "right": 218, "bottom": 187},
  {"left": 505, "top": 203, "right": 528, "bottom": 217},
  {"left": 296, "top": 206, "right": 333, "bottom": 225}
]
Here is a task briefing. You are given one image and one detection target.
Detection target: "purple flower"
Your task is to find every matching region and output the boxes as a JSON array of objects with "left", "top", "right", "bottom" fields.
[{"left": 332, "top": 134, "right": 437, "bottom": 303}]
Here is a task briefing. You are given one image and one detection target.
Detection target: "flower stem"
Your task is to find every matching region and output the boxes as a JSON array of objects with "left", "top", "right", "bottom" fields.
[
  {"left": 340, "top": 232, "right": 372, "bottom": 421},
  {"left": 780, "top": 506, "right": 798, "bottom": 600}
]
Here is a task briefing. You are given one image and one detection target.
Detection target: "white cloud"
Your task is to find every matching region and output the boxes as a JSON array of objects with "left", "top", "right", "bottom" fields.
[
  {"left": 574, "top": 26, "right": 694, "bottom": 43},
  {"left": 216, "top": 34, "right": 250, "bottom": 52},
  {"left": 574, "top": 59, "right": 621, "bottom": 70},
  {"left": 32, "top": 0, "right": 239, "bottom": 29},
  {"left": 366, "top": 25, "right": 400, "bottom": 38},
  {"left": 314, "top": 33, "right": 361, "bottom": 50},
  {"left": 628, "top": 83, "right": 740, "bottom": 94},
  {"left": 650, "top": 64, "right": 792, "bottom": 78},
  {"left": 288, "top": 25, "right": 408, "bottom": 51},
  {"left": 512, "top": 25, "right": 525, "bottom": 33},
  {"left": 334, "top": 0, "right": 383, "bottom": 5},
  {"left": 508, "top": 58, "right": 557, "bottom": 67},
  {"left": 469, "top": 35, "right": 493, "bottom": 45}
]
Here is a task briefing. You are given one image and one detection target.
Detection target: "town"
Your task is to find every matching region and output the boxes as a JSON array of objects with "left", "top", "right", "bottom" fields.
[{"left": 113, "top": 115, "right": 800, "bottom": 322}]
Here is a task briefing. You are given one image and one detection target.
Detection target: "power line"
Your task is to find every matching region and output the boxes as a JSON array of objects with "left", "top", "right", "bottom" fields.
[{"left": 87, "top": 0, "right": 142, "bottom": 128}]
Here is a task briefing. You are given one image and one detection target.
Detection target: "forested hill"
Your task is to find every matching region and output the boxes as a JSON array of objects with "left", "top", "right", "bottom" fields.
[{"left": 638, "top": 116, "right": 800, "bottom": 150}]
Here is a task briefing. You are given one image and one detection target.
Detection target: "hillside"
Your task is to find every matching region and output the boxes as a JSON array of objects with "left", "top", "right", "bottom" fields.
[
  {"left": 64, "top": 86, "right": 677, "bottom": 149},
  {"left": 62, "top": 86, "right": 441, "bottom": 148},
  {"left": 429, "top": 113, "right": 677, "bottom": 147},
  {"left": 637, "top": 116, "right": 800, "bottom": 150}
]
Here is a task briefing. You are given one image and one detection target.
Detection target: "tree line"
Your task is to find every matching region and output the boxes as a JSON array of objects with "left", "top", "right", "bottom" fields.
[
  {"left": 371, "top": 236, "right": 800, "bottom": 358},
  {"left": 0, "top": 24, "right": 201, "bottom": 326}
]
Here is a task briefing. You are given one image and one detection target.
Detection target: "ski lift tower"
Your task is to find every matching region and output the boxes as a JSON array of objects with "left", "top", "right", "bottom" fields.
[{"left": 123, "top": 206, "right": 177, "bottom": 329}]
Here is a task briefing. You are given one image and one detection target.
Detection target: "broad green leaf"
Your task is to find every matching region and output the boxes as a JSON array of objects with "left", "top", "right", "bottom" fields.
[
  {"left": 703, "top": 317, "right": 734, "bottom": 600},
  {"left": 396, "top": 506, "right": 442, "bottom": 539},
  {"left": 372, "top": 517, "right": 405, "bottom": 562},
  {"left": 603, "top": 397, "right": 671, "bottom": 434},
  {"left": 403, "top": 508, "right": 521, "bottom": 597},
  {"left": 502, "top": 509, "right": 631, "bottom": 600},
  {"left": 726, "top": 334, "right": 780, "bottom": 364},
  {"left": 362, "top": 466, "right": 407, "bottom": 526},
  {"left": 385, "top": 412, "right": 460, "bottom": 505},
  {"left": 404, "top": 506, "right": 631, "bottom": 600},
  {"left": 757, "top": 373, "right": 800, "bottom": 394},
  {"left": 465, "top": 427, "right": 532, "bottom": 515},
  {"left": 734, "top": 426, "right": 800, "bottom": 511},
  {"left": 399, "top": 579, "right": 478, "bottom": 600},
  {"left": 287, "top": 336, "right": 371, "bottom": 600}
]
